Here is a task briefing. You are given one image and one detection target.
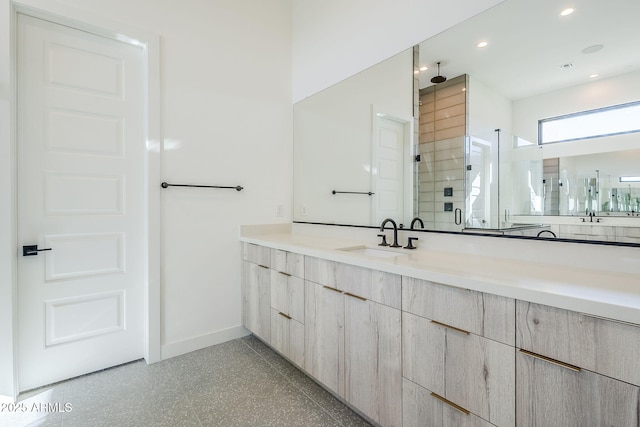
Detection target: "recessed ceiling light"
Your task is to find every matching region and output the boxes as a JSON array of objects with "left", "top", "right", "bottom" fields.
[
  {"left": 560, "top": 7, "right": 575, "bottom": 16},
  {"left": 582, "top": 44, "right": 604, "bottom": 54},
  {"left": 420, "top": 66, "right": 428, "bottom": 71},
  {"left": 589, "top": 74, "right": 599, "bottom": 78},
  {"left": 477, "top": 41, "right": 488, "bottom": 48}
]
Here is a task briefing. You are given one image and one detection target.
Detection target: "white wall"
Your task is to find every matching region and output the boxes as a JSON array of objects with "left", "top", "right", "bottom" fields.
[
  {"left": 0, "top": 0, "right": 292, "bottom": 397},
  {"left": 292, "top": 0, "right": 505, "bottom": 102},
  {"left": 512, "top": 70, "right": 640, "bottom": 144},
  {"left": 293, "top": 49, "right": 413, "bottom": 226},
  {"left": 468, "top": 75, "right": 512, "bottom": 136}
]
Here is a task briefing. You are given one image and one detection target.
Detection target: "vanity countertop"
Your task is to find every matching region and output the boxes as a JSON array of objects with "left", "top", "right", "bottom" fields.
[{"left": 240, "top": 225, "right": 640, "bottom": 325}]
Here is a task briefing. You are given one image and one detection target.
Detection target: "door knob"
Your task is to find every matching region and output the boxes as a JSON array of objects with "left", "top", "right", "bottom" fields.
[{"left": 23, "top": 245, "right": 52, "bottom": 256}]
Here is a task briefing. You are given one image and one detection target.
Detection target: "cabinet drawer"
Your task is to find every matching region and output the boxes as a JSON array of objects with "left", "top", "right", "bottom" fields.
[
  {"left": 516, "top": 300, "right": 640, "bottom": 386},
  {"left": 270, "top": 309, "right": 304, "bottom": 368},
  {"left": 516, "top": 348, "right": 640, "bottom": 426},
  {"left": 242, "top": 243, "right": 271, "bottom": 267},
  {"left": 403, "top": 379, "right": 496, "bottom": 427},
  {"left": 270, "top": 270, "right": 304, "bottom": 323},
  {"left": 306, "top": 258, "right": 401, "bottom": 308},
  {"left": 337, "top": 263, "right": 401, "bottom": 309},
  {"left": 304, "top": 257, "right": 338, "bottom": 288},
  {"left": 271, "top": 249, "right": 304, "bottom": 278},
  {"left": 403, "top": 312, "right": 514, "bottom": 426},
  {"left": 403, "top": 276, "right": 515, "bottom": 345}
]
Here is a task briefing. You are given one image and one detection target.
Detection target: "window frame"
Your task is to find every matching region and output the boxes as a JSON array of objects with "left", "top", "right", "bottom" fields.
[{"left": 538, "top": 100, "right": 640, "bottom": 145}]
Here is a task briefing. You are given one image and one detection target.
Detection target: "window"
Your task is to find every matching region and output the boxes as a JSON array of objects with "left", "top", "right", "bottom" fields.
[{"left": 538, "top": 100, "right": 640, "bottom": 144}]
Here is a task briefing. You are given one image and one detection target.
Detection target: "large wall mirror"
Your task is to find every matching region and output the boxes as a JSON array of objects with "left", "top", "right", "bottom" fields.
[{"left": 293, "top": 0, "right": 640, "bottom": 245}]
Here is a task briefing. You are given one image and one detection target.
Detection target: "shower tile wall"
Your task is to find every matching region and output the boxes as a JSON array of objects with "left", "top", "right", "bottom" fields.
[{"left": 418, "top": 75, "right": 467, "bottom": 231}]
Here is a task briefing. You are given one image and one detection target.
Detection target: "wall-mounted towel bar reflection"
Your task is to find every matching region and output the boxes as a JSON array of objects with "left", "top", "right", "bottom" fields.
[
  {"left": 332, "top": 190, "right": 374, "bottom": 196},
  {"left": 161, "top": 182, "right": 243, "bottom": 191}
]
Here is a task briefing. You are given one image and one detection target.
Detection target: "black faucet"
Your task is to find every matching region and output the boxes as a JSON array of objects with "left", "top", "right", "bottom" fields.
[
  {"left": 410, "top": 217, "right": 424, "bottom": 230},
  {"left": 380, "top": 218, "right": 401, "bottom": 248}
]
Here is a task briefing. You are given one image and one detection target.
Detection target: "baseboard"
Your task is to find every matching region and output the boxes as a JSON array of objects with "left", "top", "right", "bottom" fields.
[{"left": 160, "top": 325, "right": 250, "bottom": 360}]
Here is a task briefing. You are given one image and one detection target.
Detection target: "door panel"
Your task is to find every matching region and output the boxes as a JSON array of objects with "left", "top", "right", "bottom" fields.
[
  {"left": 373, "top": 115, "right": 409, "bottom": 224},
  {"left": 17, "top": 13, "right": 145, "bottom": 391}
]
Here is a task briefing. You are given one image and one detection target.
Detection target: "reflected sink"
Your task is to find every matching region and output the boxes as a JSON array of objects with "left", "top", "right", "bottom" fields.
[{"left": 338, "top": 245, "right": 407, "bottom": 259}]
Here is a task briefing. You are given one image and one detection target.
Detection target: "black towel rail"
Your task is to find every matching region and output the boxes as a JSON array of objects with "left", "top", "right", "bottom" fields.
[
  {"left": 161, "top": 182, "right": 243, "bottom": 191},
  {"left": 332, "top": 190, "right": 374, "bottom": 196}
]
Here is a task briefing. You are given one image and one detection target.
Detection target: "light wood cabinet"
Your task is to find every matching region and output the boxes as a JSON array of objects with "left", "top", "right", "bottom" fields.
[
  {"left": 241, "top": 259, "right": 271, "bottom": 343},
  {"left": 269, "top": 250, "right": 305, "bottom": 367},
  {"left": 344, "top": 292, "right": 402, "bottom": 427},
  {"left": 272, "top": 248, "right": 304, "bottom": 278},
  {"left": 270, "top": 309, "right": 304, "bottom": 367},
  {"left": 516, "top": 348, "right": 640, "bottom": 426},
  {"left": 305, "top": 258, "right": 402, "bottom": 427},
  {"left": 516, "top": 300, "right": 640, "bottom": 386},
  {"left": 403, "top": 379, "right": 495, "bottom": 427},
  {"left": 304, "top": 280, "right": 345, "bottom": 396},
  {"left": 241, "top": 242, "right": 640, "bottom": 427},
  {"left": 403, "top": 276, "right": 514, "bottom": 346},
  {"left": 403, "top": 310, "right": 514, "bottom": 426},
  {"left": 402, "top": 276, "right": 516, "bottom": 426},
  {"left": 516, "top": 300, "right": 640, "bottom": 426}
]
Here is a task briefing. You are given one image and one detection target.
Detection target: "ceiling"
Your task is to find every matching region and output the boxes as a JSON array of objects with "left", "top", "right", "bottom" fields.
[{"left": 418, "top": 0, "right": 640, "bottom": 100}]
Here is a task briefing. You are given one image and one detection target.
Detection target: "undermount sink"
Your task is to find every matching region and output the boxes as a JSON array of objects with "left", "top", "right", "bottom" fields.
[{"left": 338, "top": 245, "right": 407, "bottom": 259}]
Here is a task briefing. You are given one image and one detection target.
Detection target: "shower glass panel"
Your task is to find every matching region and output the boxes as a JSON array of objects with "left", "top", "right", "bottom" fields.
[{"left": 465, "top": 130, "right": 542, "bottom": 230}]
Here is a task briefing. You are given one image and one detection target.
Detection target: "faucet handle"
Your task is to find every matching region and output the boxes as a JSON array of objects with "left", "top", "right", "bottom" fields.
[
  {"left": 404, "top": 237, "right": 418, "bottom": 250},
  {"left": 377, "top": 234, "right": 389, "bottom": 246}
]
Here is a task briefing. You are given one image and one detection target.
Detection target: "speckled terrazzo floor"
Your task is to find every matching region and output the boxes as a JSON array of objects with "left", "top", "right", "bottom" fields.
[{"left": 1, "top": 336, "right": 372, "bottom": 427}]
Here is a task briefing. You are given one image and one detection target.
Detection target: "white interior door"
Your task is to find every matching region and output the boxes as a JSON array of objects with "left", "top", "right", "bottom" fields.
[
  {"left": 372, "top": 114, "right": 410, "bottom": 225},
  {"left": 17, "top": 13, "right": 145, "bottom": 391}
]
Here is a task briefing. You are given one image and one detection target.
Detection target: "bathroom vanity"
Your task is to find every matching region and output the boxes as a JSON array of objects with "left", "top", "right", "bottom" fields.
[{"left": 240, "top": 224, "right": 640, "bottom": 427}]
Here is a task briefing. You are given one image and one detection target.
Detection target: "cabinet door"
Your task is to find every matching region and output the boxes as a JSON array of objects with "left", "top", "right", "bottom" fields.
[
  {"left": 304, "top": 281, "right": 345, "bottom": 397},
  {"left": 403, "top": 379, "right": 495, "bottom": 427},
  {"left": 403, "top": 312, "right": 514, "bottom": 426},
  {"left": 344, "top": 293, "right": 402, "bottom": 427},
  {"left": 241, "top": 261, "right": 271, "bottom": 342},
  {"left": 516, "top": 349, "right": 640, "bottom": 427}
]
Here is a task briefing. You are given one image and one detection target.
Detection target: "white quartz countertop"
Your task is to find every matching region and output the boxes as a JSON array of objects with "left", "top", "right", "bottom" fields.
[{"left": 240, "top": 227, "right": 640, "bottom": 325}]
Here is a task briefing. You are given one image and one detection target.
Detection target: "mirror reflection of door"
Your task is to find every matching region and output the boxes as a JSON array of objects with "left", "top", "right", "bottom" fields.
[
  {"left": 467, "top": 136, "right": 492, "bottom": 228},
  {"left": 371, "top": 112, "right": 411, "bottom": 225}
]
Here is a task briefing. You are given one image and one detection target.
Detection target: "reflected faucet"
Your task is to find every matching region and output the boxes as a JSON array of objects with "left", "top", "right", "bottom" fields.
[
  {"left": 536, "top": 230, "right": 557, "bottom": 238},
  {"left": 410, "top": 217, "right": 425, "bottom": 230},
  {"left": 380, "top": 218, "right": 401, "bottom": 248}
]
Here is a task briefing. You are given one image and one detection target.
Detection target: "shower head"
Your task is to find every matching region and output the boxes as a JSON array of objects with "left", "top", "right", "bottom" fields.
[{"left": 430, "top": 61, "right": 447, "bottom": 84}]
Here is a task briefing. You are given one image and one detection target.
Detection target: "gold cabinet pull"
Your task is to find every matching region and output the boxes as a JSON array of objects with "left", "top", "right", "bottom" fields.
[
  {"left": 258, "top": 264, "right": 269, "bottom": 269},
  {"left": 431, "top": 320, "right": 470, "bottom": 335},
  {"left": 323, "top": 285, "right": 342, "bottom": 293},
  {"left": 278, "top": 271, "right": 291, "bottom": 277},
  {"left": 344, "top": 292, "right": 367, "bottom": 301},
  {"left": 519, "top": 349, "right": 581, "bottom": 372},
  {"left": 278, "top": 312, "right": 292, "bottom": 320},
  {"left": 430, "top": 392, "right": 470, "bottom": 415}
]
